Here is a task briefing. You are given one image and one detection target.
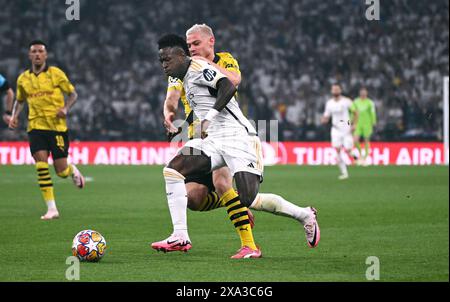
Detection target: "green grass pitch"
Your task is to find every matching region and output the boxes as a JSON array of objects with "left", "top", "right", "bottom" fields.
[{"left": 0, "top": 165, "right": 448, "bottom": 281}]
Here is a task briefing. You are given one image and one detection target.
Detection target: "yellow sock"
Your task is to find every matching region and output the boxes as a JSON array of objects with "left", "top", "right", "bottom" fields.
[
  {"left": 198, "top": 191, "right": 223, "bottom": 211},
  {"left": 222, "top": 189, "right": 257, "bottom": 250},
  {"left": 57, "top": 164, "right": 73, "bottom": 178},
  {"left": 36, "top": 162, "right": 55, "bottom": 203}
]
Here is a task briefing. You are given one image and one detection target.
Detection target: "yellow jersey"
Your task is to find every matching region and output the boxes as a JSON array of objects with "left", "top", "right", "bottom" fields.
[
  {"left": 167, "top": 52, "right": 241, "bottom": 137},
  {"left": 16, "top": 66, "right": 75, "bottom": 132}
]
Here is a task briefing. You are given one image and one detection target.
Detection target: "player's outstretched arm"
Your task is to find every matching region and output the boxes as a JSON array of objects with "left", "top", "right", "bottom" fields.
[
  {"left": 321, "top": 115, "right": 330, "bottom": 125},
  {"left": 192, "top": 56, "right": 241, "bottom": 87},
  {"left": 57, "top": 90, "right": 78, "bottom": 118},
  {"left": 8, "top": 100, "right": 24, "bottom": 129},
  {"left": 2, "top": 88, "right": 14, "bottom": 125},
  {"left": 351, "top": 108, "right": 359, "bottom": 131},
  {"left": 211, "top": 63, "right": 241, "bottom": 87},
  {"left": 212, "top": 77, "right": 237, "bottom": 112},
  {"left": 371, "top": 101, "right": 377, "bottom": 126},
  {"left": 163, "top": 88, "right": 181, "bottom": 133}
]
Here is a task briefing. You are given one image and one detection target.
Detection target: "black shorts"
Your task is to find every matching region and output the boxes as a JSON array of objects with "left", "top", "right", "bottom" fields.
[
  {"left": 28, "top": 130, "right": 70, "bottom": 160},
  {"left": 185, "top": 172, "right": 215, "bottom": 192}
]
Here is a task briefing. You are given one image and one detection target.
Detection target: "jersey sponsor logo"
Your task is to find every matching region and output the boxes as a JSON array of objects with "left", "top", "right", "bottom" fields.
[
  {"left": 203, "top": 69, "right": 217, "bottom": 82},
  {"left": 225, "top": 63, "right": 235, "bottom": 69},
  {"left": 28, "top": 91, "right": 54, "bottom": 98}
]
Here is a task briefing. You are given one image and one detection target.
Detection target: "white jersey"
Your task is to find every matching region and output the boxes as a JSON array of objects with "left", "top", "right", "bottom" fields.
[
  {"left": 323, "top": 96, "right": 354, "bottom": 134},
  {"left": 182, "top": 59, "right": 256, "bottom": 137}
]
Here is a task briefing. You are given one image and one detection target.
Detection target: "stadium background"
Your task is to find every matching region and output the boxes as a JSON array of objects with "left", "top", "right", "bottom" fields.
[
  {"left": 0, "top": 0, "right": 448, "bottom": 145},
  {"left": 0, "top": 0, "right": 448, "bottom": 283}
]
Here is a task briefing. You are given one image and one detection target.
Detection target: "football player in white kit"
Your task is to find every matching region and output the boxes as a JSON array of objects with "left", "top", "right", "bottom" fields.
[
  {"left": 152, "top": 34, "right": 270, "bottom": 259},
  {"left": 321, "top": 84, "right": 358, "bottom": 180},
  {"left": 158, "top": 31, "right": 321, "bottom": 259}
]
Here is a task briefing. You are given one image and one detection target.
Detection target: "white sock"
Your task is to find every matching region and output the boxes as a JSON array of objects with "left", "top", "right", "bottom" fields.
[
  {"left": 46, "top": 201, "right": 57, "bottom": 211},
  {"left": 337, "top": 150, "right": 348, "bottom": 176},
  {"left": 163, "top": 167, "right": 190, "bottom": 241},
  {"left": 250, "top": 193, "right": 311, "bottom": 224}
]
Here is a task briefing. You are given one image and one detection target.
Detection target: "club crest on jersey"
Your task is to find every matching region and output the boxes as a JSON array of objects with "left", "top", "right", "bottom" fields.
[
  {"left": 203, "top": 69, "right": 216, "bottom": 82},
  {"left": 169, "top": 76, "right": 179, "bottom": 84}
]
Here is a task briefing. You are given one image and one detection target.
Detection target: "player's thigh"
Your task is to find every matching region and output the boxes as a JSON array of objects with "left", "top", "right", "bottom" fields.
[
  {"left": 343, "top": 134, "right": 354, "bottom": 150},
  {"left": 183, "top": 138, "right": 226, "bottom": 172},
  {"left": 363, "top": 127, "right": 373, "bottom": 140},
  {"left": 28, "top": 130, "right": 51, "bottom": 161},
  {"left": 32, "top": 150, "right": 50, "bottom": 162},
  {"left": 167, "top": 147, "right": 211, "bottom": 176},
  {"left": 212, "top": 166, "right": 233, "bottom": 196},
  {"left": 221, "top": 135, "right": 264, "bottom": 174},
  {"left": 49, "top": 131, "right": 70, "bottom": 160},
  {"left": 185, "top": 182, "right": 209, "bottom": 210},
  {"left": 331, "top": 132, "right": 343, "bottom": 149},
  {"left": 53, "top": 158, "right": 69, "bottom": 174}
]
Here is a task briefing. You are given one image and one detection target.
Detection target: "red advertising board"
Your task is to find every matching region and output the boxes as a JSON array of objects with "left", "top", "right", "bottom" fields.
[{"left": 0, "top": 141, "right": 446, "bottom": 165}]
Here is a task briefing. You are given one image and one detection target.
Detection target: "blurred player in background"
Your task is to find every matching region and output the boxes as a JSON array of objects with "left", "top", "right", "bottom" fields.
[
  {"left": 352, "top": 87, "right": 377, "bottom": 166},
  {"left": 163, "top": 24, "right": 320, "bottom": 249},
  {"left": 1, "top": 72, "right": 15, "bottom": 125},
  {"left": 321, "top": 84, "right": 358, "bottom": 180},
  {"left": 8, "top": 40, "right": 85, "bottom": 220}
]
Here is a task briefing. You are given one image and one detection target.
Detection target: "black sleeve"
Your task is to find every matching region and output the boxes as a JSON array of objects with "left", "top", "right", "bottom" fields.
[{"left": 213, "top": 77, "right": 237, "bottom": 112}]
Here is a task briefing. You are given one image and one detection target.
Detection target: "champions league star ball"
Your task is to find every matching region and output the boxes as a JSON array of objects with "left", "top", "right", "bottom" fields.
[{"left": 72, "top": 230, "right": 107, "bottom": 262}]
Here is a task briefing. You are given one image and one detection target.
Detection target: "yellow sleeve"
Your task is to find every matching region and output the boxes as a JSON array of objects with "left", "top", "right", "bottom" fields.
[
  {"left": 53, "top": 67, "right": 75, "bottom": 94},
  {"left": 220, "top": 53, "right": 241, "bottom": 76},
  {"left": 167, "top": 76, "right": 183, "bottom": 92},
  {"left": 16, "top": 75, "right": 26, "bottom": 102}
]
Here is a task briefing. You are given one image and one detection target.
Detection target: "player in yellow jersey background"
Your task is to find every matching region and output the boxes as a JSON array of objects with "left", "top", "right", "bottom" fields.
[{"left": 9, "top": 40, "right": 85, "bottom": 220}]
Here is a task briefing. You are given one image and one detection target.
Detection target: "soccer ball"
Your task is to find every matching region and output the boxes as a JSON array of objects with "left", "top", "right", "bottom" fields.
[{"left": 72, "top": 230, "right": 107, "bottom": 262}]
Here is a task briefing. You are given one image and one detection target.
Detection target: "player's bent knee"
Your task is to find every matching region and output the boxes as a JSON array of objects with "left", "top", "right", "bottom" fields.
[
  {"left": 214, "top": 181, "right": 232, "bottom": 196},
  {"left": 240, "top": 192, "right": 258, "bottom": 208},
  {"left": 234, "top": 172, "right": 260, "bottom": 208},
  {"left": 162, "top": 167, "right": 185, "bottom": 181},
  {"left": 186, "top": 184, "right": 209, "bottom": 211}
]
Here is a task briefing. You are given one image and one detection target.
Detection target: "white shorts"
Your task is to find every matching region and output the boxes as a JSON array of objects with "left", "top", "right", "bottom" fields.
[
  {"left": 331, "top": 129, "right": 353, "bottom": 150},
  {"left": 184, "top": 133, "right": 264, "bottom": 178}
]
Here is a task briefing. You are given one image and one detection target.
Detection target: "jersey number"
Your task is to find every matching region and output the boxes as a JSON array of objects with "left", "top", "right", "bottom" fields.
[{"left": 56, "top": 135, "right": 65, "bottom": 150}]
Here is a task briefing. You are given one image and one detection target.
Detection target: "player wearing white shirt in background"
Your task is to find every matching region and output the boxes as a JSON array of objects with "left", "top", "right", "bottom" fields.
[{"left": 321, "top": 84, "right": 358, "bottom": 179}]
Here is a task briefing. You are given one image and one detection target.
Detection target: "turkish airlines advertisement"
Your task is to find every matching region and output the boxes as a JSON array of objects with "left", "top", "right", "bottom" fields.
[{"left": 0, "top": 142, "right": 446, "bottom": 166}]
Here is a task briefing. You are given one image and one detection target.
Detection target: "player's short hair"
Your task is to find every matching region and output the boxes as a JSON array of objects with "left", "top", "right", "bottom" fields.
[
  {"left": 157, "top": 34, "right": 190, "bottom": 56},
  {"left": 186, "top": 24, "right": 215, "bottom": 38},
  {"left": 29, "top": 40, "right": 48, "bottom": 50}
]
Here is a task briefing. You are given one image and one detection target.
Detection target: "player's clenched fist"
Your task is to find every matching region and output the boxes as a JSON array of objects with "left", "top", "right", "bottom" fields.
[
  {"left": 201, "top": 119, "right": 210, "bottom": 139},
  {"left": 8, "top": 117, "right": 18, "bottom": 129},
  {"left": 56, "top": 107, "right": 68, "bottom": 118}
]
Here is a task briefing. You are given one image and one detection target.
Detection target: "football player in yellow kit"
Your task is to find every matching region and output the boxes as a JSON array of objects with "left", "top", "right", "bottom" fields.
[
  {"left": 9, "top": 40, "right": 85, "bottom": 220},
  {"left": 161, "top": 25, "right": 320, "bottom": 250}
]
